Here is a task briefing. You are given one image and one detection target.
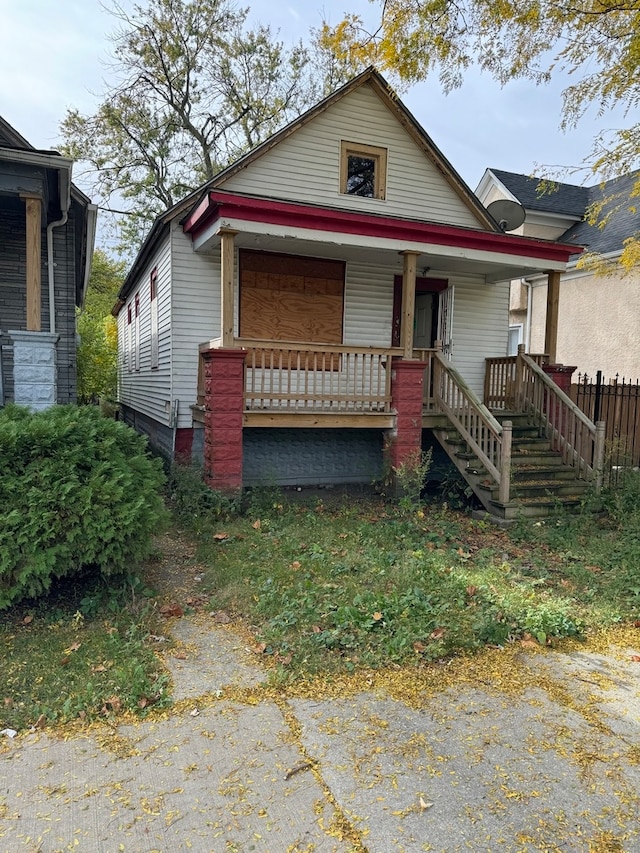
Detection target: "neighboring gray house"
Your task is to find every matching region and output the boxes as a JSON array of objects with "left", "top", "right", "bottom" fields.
[
  {"left": 0, "top": 116, "right": 97, "bottom": 408},
  {"left": 476, "top": 168, "right": 640, "bottom": 380}
]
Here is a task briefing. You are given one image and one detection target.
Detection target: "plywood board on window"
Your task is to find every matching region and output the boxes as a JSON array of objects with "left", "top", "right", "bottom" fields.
[{"left": 239, "top": 250, "right": 345, "bottom": 345}]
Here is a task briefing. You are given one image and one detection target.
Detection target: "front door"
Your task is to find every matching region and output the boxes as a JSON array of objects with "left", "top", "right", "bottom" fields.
[
  {"left": 414, "top": 292, "right": 435, "bottom": 349},
  {"left": 392, "top": 275, "right": 448, "bottom": 349}
]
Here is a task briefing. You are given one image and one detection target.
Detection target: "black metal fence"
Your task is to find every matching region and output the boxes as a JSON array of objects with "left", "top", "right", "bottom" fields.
[{"left": 570, "top": 371, "right": 640, "bottom": 472}]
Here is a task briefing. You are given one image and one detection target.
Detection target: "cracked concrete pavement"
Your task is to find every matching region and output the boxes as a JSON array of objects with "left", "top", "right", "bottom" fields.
[{"left": 1, "top": 609, "right": 639, "bottom": 853}]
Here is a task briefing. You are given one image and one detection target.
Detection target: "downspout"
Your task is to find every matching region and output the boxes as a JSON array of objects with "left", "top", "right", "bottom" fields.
[{"left": 46, "top": 165, "right": 72, "bottom": 334}]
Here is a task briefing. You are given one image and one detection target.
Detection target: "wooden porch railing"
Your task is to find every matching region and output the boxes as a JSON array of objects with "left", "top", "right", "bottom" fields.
[
  {"left": 412, "top": 348, "right": 438, "bottom": 409},
  {"left": 519, "top": 353, "right": 605, "bottom": 488},
  {"left": 484, "top": 353, "right": 548, "bottom": 409},
  {"left": 433, "top": 353, "right": 512, "bottom": 504},
  {"left": 198, "top": 339, "right": 399, "bottom": 413}
]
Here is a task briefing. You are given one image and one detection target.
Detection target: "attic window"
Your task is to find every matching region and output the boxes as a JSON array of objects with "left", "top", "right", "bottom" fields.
[{"left": 340, "top": 141, "right": 387, "bottom": 199}]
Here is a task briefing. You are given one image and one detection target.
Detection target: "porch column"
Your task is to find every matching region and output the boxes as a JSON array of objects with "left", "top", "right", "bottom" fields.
[
  {"left": 219, "top": 229, "right": 238, "bottom": 347},
  {"left": 544, "top": 270, "right": 561, "bottom": 364},
  {"left": 202, "top": 346, "right": 247, "bottom": 494},
  {"left": 21, "top": 194, "right": 42, "bottom": 331},
  {"left": 400, "top": 251, "right": 420, "bottom": 359},
  {"left": 385, "top": 358, "right": 427, "bottom": 493}
]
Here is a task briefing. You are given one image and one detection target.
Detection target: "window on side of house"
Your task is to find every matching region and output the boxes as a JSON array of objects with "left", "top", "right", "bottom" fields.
[
  {"left": 340, "top": 141, "right": 387, "bottom": 199},
  {"left": 508, "top": 324, "right": 523, "bottom": 356},
  {"left": 150, "top": 268, "right": 159, "bottom": 370},
  {"left": 134, "top": 293, "right": 140, "bottom": 372},
  {"left": 127, "top": 304, "right": 133, "bottom": 372}
]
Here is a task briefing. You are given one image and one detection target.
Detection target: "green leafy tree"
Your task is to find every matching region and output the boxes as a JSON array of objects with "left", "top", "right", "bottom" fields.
[
  {"left": 61, "top": 0, "right": 317, "bottom": 248},
  {"left": 77, "top": 249, "right": 125, "bottom": 404},
  {"left": 321, "top": 0, "right": 640, "bottom": 267}
]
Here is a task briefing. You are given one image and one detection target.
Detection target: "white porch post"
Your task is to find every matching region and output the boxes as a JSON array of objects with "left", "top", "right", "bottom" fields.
[{"left": 400, "top": 250, "right": 420, "bottom": 359}]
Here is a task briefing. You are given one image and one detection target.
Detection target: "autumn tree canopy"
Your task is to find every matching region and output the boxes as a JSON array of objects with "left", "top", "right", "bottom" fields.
[
  {"left": 61, "top": 0, "right": 327, "bottom": 249},
  {"left": 76, "top": 249, "right": 126, "bottom": 404},
  {"left": 321, "top": 0, "right": 640, "bottom": 266}
]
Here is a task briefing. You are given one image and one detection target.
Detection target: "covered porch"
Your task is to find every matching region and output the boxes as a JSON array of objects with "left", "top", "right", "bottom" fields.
[{"left": 183, "top": 191, "right": 590, "bottom": 509}]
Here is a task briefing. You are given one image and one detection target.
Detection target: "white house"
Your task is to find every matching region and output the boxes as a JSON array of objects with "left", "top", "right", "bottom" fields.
[{"left": 114, "top": 69, "right": 590, "bottom": 517}]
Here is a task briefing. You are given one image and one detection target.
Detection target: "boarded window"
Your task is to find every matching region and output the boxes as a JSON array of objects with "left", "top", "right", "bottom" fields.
[{"left": 239, "top": 250, "right": 345, "bottom": 344}]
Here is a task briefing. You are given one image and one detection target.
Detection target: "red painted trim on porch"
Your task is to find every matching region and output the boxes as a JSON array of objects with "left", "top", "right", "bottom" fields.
[{"left": 183, "top": 191, "right": 583, "bottom": 264}]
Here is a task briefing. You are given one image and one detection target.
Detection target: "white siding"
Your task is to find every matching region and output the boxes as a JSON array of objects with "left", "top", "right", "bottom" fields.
[
  {"left": 344, "top": 262, "right": 508, "bottom": 400},
  {"left": 343, "top": 261, "right": 394, "bottom": 347},
  {"left": 171, "top": 223, "right": 221, "bottom": 428},
  {"left": 117, "top": 233, "right": 172, "bottom": 425},
  {"left": 450, "top": 274, "right": 510, "bottom": 398},
  {"left": 222, "top": 83, "right": 480, "bottom": 229}
]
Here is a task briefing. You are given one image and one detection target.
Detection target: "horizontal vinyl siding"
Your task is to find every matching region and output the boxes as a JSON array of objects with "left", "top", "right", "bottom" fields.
[
  {"left": 343, "top": 261, "right": 395, "bottom": 347},
  {"left": 449, "top": 275, "right": 510, "bottom": 399},
  {"left": 222, "top": 84, "right": 480, "bottom": 229},
  {"left": 117, "top": 233, "right": 172, "bottom": 425},
  {"left": 171, "top": 225, "right": 221, "bottom": 428}
]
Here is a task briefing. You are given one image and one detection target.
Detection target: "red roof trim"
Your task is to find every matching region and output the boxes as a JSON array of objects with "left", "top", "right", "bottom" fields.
[{"left": 183, "top": 191, "right": 583, "bottom": 264}]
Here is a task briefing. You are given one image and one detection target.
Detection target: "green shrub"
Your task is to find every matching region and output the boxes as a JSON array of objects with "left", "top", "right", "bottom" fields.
[
  {"left": 167, "top": 463, "right": 240, "bottom": 529},
  {"left": 0, "top": 405, "right": 167, "bottom": 609}
]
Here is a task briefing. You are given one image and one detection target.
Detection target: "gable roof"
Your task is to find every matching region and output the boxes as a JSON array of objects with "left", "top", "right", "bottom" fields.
[
  {"left": 488, "top": 169, "right": 589, "bottom": 217},
  {"left": 0, "top": 115, "right": 33, "bottom": 150},
  {"left": 560, "top": 171, "right": 640, "bottom": 255},
  {"left": 209, "top": 68, "right": 498, "bottom": 231},
  {"left": 488, "top": 168, "right": 640, "bottom": 256},
  {"left": 118, "top": 68, "right": 503, "bottom": 303}
]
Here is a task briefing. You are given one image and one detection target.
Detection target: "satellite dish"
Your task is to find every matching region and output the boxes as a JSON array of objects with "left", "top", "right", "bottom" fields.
[{"left": 487, "top": 199, "right": 526, "bottom": 232}]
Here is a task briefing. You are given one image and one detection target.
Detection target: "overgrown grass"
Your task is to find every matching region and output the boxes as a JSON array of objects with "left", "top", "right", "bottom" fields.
[
  {"left": 0, "top": 567, "right": 171, "bottom": 732},
  {"left": 178, "top": 481, "right": 638, "bottom": 681},
  {"left": 5, "top": 469, "right": 638, "bottom": 731}
]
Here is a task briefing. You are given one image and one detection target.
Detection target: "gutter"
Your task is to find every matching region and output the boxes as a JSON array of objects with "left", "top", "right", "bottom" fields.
[{"left": 79, "top": 204, "right": 98, "bottom": 307}]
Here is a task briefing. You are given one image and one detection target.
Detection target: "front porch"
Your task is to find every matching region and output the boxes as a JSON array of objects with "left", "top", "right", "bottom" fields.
[
  {"left": 193, "top": 339, "right": 605, "bottom": 517},
  {"left": 194, "top": 339, "right": 450, "bottom": 430}
]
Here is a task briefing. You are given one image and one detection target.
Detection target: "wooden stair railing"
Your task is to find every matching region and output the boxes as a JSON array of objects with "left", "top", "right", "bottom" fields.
[
  {"left": 434, "top": 353, "right": 512, "bottom": 504},
  {"left": 518, "top": 352, "right": 606, "bottom": 491}
]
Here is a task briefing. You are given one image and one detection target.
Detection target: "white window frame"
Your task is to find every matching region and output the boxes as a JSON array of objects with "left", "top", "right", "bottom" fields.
[{"left": 508, "top": 324, "right": 523, "bottom": 356}]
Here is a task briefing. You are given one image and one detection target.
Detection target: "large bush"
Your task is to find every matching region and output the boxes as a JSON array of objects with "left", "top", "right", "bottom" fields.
[{"left": 0, "top": 405, "right": 166, "bottom": 609}]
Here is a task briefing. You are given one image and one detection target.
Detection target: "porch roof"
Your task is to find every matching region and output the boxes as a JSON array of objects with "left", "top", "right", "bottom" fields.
[{"left": 183, "top": 190, "right": 583, "bottom": 281}]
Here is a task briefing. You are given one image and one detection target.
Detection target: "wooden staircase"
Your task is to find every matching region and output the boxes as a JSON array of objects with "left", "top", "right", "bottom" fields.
[
  {"left": 430, "top": 347, "right": 605, "bottom": 521},
  {"left": 435, "top": 411, "right": 591, "bottom": 519}
]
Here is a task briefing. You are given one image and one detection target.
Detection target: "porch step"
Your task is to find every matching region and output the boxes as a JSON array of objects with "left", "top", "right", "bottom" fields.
[
  {"left": 489, "top": 495, "right": 584, "bottom": 520},
  {"left": 511, "top": 465, "right": 579, "bottom": 481},
  {"left": 477, "top": 478, "right": 589, "bottom": 501},
  {"left": 433, "top": 408, "right": 593, "bottom": 521}
]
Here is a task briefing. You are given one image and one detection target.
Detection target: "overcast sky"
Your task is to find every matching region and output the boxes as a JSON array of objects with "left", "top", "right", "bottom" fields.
[{"left": 0, "top": 0, "right": 624, "bottom": 196}]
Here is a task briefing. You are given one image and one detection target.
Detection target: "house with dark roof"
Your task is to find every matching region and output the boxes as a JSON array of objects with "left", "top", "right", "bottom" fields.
[
  {"left": 476, "top": 168, "right": 640, "bottom": 381},
  {"left": 0, "top": 116, "right": 97, "bottom": 408},
  {"left": 115, "top": 69, "right": 601, "bottom": 518}
]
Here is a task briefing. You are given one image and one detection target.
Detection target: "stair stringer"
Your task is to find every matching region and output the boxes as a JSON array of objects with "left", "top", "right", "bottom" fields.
[{"left": 432, "top": 425, "right": 505, "bottom": 516}]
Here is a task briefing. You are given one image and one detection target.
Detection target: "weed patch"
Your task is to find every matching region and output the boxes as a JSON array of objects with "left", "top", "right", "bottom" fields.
[
  {"left": 0, "top": 569, "right": 170, "bottom": 731},
  {"left": 186, "top": 493, "right": 627, "bottom": 679}
]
